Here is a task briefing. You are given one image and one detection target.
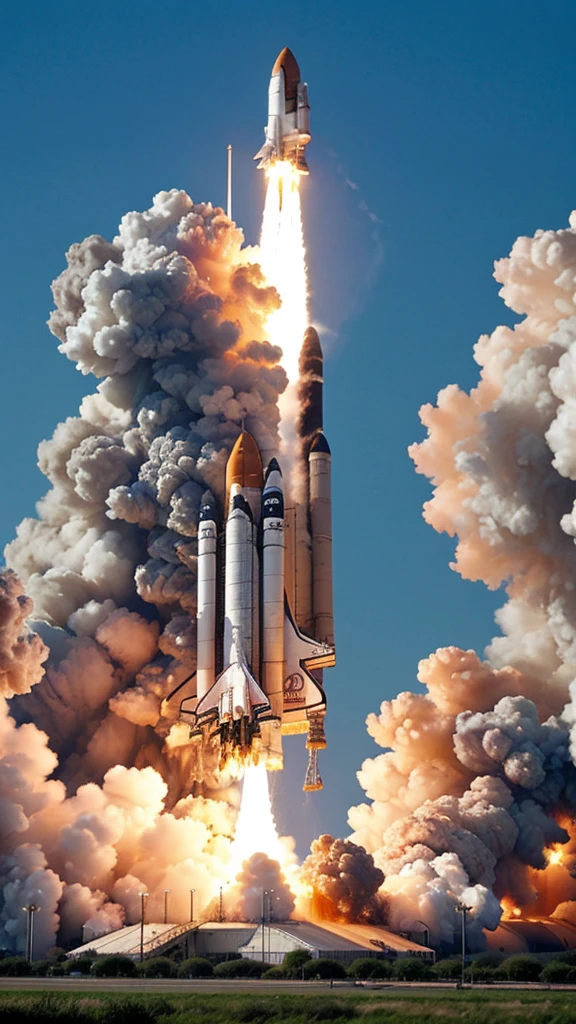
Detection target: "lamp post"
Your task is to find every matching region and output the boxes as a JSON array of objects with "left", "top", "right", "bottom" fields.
[
  {"left": 139, "top": 892, "right": 149, "bottom": 963},
  {"left": 261, "top": 889, "right": 268, "bottom": 963},
  {"left": 455, "top": 904, "right": 469, "bottom": 986},
  {"left": 164, "top": 888, "right": 171, "bottom": 925},
  {"left": 219, "top": 887, "right": 224, "bottom": 923},
  {"left": 23, "top": 904, "right": 39, "bottom": 962},
  {"left": 190, "top": 889, "right": 195, "bottom": 923}
]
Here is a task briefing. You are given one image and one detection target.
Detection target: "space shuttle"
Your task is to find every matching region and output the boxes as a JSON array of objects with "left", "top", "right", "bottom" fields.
[
  {"left": 254, "top": 47, "right": 311, "bottom": 174},
  {"left": 165, "top": 328, "right": 335, "bottom": 791}
]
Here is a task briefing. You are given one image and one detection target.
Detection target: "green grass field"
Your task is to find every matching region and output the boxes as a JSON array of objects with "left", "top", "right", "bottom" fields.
[{"left": 2, "top": 989, "right": 576, "bottom": 1023}]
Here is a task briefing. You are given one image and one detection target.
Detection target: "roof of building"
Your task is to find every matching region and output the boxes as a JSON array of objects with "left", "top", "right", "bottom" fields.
[
  {"left": 69, "top": 922, "right": 194, "bottom": 959},
  {"left": 319, "top": 921, "right": 434, "bottom": 956},
  {"left": 239, "top": 920, "right": 433, "bottom": 957},
  {"left": 485, "top": 916, "right": 576, "bottom": 956}
]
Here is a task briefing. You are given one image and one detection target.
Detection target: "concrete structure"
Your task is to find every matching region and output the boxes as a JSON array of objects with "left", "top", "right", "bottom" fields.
[
  {"left": 239, "top": 920, "right": 435, "bottom": 965},
  {"left": 69, "top": 922, "right": 195, "bottom": 961},
  {"left": 68, "top": 918, "right": 434, "bottom": 965},
  {"left": 485, "top": 916, "right": 576, "bottom": 956}
]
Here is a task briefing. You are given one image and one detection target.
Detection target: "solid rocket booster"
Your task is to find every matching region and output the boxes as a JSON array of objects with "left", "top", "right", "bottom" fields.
[
  {"left": 196, "top": 493, "right": 217, "bottom": 700},
  {"left": 254, "top": 47, "right": 311, "bottom": 174}
]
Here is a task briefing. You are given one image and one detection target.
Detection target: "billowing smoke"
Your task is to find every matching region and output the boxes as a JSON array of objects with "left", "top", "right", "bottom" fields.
[
  {"left": 0, "top": 189, "right": 287, "bottom": 954},
  {"left": 299, "top": 834, "right": 386, "bottom": 924},
  {"left": 349, "top": 210, "right": 576, "bottom": 949},
  {"left": 210, "top": 852, "right": 295, "bottom": 923}
]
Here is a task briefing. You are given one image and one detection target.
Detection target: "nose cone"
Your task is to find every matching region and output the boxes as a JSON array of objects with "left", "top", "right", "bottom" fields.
[
  {"left": 272, "top": 47, "right": 300, "bottom": 80},
  {"left": 226, "top": 431, "right": 264, "bottom": 502}
]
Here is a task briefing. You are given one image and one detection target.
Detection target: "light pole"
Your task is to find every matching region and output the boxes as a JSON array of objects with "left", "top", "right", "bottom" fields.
[
  {"left": 455, "top": 904, "right": 469, "bottom": 986},
  {"left": 261, "top": 889, "right": 268, "bottom": 963},
  {"left": 219, "top": 887, "right": 224, "bottom": 923},
  {"left": 267, "top": 890, "right": 275, "bottom": 962},
  {"left": 164, "top": 888, "right": 171, "bottom": 925},
  {"left": 139, "top": 892, "right": 149, "bottom": 963},
  {"left": 190, "top": 889, "right": 195, "bottom": 923},
  {"left": 23, "top": 904, "right": 39, "bottom": 962}
]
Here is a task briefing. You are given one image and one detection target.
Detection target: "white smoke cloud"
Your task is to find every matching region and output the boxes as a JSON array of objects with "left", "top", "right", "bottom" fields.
[{"left": 350, "top": 210, "right": 576, "bottom": 950}]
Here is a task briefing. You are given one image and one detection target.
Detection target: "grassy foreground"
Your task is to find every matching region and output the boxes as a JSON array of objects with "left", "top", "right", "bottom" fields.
[{"left": 2, "top": 989, "right": 576, "bottom": 1023}]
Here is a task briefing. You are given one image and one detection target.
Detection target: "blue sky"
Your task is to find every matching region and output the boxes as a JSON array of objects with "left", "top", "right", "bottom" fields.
[{"left": 2, "top": 1, "right": 576, "bottom": 852}]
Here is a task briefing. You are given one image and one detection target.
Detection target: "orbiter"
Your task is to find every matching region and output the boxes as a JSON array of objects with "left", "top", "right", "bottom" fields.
[
  {"left": 165, "top": 329, "right": 335, "bottom": 791},
  {"left": 254, "top": 47, "right": 311, "bottom": 174}
]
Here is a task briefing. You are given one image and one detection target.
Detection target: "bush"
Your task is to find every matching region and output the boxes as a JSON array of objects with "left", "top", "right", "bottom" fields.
[
  {"left": 302, "top": 958, "right": 347, "bottom": 980},
  {"left": 282, "top": 949, "right": 313, "bottom": 978},
  {"left": 432, "top": 957, "right": 463, "bottom": 980},
  {"left": 368, "top": 961, "right": 392, "bottom": 978},
  {"left": 465, "top": 965, "right": 497, "bottom": 983},
  {"left": 393, "top": 958, "right": 431, "bottom": 981},
  {"left": 48, "top": 965, "right": 65, "bottom": 976},
  {"left": 0, "top": 957, "right": 31, "bottom": 976},
  {"left": 347, "top": 957, "right": 380, "bottom": 979},
  {"left": 213, "top": 958, "right": 267, "bottom": 978},
  {"left": 91, "top": 954, "right": 137, "bottom": 977},
  {"left": 261, "top": 966, "right": 285, "bottom": 979},
  {"left": 136, "top": 957, "right": 175, "bottom": 978},
  {"left": 501, "top": 954, "right": 542, "bottom": 982},
  {"left": 178, "top": 956, "right": 214, "bottom": 978},
  {"left": 31, "top": 960, "right": 52, "bottom": 976},
  {"left": 473, "top": 953, "right": 504, "bottom": 969},
  {"left": 541, "top": 960, "right": 576, "bottom": 983},
  {"left": 63, "top": 956, "right": 93, "bottom": 975}
]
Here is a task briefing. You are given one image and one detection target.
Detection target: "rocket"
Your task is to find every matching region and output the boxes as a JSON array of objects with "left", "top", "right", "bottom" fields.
[
  {"left": 165, "top": 328, "right": 335, "bottom": 791},
  {"left": 254, "top": 47, "right": 311, "bottom": 174}
]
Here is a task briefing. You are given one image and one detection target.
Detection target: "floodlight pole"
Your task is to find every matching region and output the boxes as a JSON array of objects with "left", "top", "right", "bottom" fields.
[
  {"left": 23, "top": 904, "right": 39, "bottom": 962},
  {"left": 139, "top": 892, "right": 149, "bottom": 963},
  {"left": 164, "top": 888, "right": 171, "bottom": 925},
  {"left": 190, "top": 889, "right": 195, "bottom": 923},
  {"left": 456, "top": 904, "right": 469, "bottom": 985}
]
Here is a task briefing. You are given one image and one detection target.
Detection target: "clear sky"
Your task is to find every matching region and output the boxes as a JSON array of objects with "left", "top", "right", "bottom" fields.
[{"left": 2, "top": 0, "right": 576, "bottom": 852}]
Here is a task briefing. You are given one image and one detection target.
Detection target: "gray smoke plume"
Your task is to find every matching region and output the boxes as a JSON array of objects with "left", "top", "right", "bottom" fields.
[
  {"left": 349, "top": 210, "right": 576, "bottom": 950},
  {"left": 300, "top": 834, "right": 386, "bottom": 924},
  {"left": 0, "top": 189, "right": 286, "bottom": 954},
  {"left": 210, "top": 852, "right": 295, "bottom": 923}
]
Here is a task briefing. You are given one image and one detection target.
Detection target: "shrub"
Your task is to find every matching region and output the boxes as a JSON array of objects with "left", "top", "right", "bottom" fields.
[
  {"left": 31, "top": 959, "right": 52, "bottom": 976},
  {"left": 393, "top": 958, "right": 431, "bottom": 981},
  {"left": 63, "top": 956, "right": 94, "bottom": 975},
  {"left": 302, "top": 958, "right": 347, "bottom": 980},
  {"left": 262, "top": 966, "right": 285, "bottom": 979},
  {"left": 46, "top": 946, "right": 68, "bottom": 963},
  {"left": 213, "top": 958, "right": 267, "bottom": 978},
  {"left": 91, "top": 954, "right": 137, "bottom": 977},
  {"left": 557, "top": 951, "right": 576, "bottom": 966},
  {"left": 465, "top": 965, "right": 497, "bottom": 983},
  {"left": 347, "top": 957, "right": 380, "bottom": 979},
  {"left": 0, "top": 957, "right": 31, "bottom": 976},
  {"left": 282, "top": 949, "right": 313, "bottom": 977},
  {"left": 48, "top": 965, "right": 65, "bottom": 976},
  {"left": 432, "top": 957, "right": 463, "bottom": 980},
  {"left": 178, "top": 956, "right": 214, "bottom": 978},
  {"left": 368, "top": 961, "right": 392, "bottom": 978},
  {"left": 541, "top": 960, "right": 576, "bottom": 983},
  {"left": 473, "top": 953, "right": 504, "bottom": 969},
  {"left": 136, "top": 957, "right": 175, "bottom": 978},
  {"left": 501, "top": 954, "right": 542, "bottom": 982}
]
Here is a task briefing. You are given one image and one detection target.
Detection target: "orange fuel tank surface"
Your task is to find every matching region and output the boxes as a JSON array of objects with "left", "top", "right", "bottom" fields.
[{"left": 225, "top": 431, "right": 264, "bottom": 505}]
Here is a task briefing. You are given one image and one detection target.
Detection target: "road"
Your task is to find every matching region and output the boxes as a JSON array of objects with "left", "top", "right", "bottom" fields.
[{"left": 0, "top": 978, "right": 574, "bottom": 994}]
